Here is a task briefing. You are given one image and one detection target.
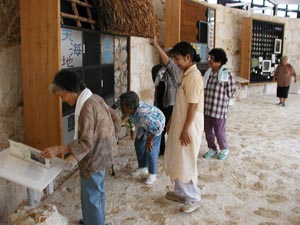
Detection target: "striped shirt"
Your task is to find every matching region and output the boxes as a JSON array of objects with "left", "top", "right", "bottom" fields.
[{"left": 204, "top": 71, "right": 235, "bottom": 119}]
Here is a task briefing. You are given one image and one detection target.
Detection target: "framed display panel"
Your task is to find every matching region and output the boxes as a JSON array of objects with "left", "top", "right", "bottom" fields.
[
  {"left": 274, "top": 39, "right": 282, "bottom": 54},
  {"left": 61, "top": 28, "right": 83, "bottom": 69},
  {"left": 262, "top": 60, "right": 271, "bottom": 72},
  {"left": 101, "top": 34, "right": 114, "bottom": 64},
  {"left": 240, "top": 18, "right": 284, "bottom": 83}
]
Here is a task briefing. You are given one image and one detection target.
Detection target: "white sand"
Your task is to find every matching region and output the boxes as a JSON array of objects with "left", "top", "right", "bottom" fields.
[{"left": 39, "top": 94, "right": 300, "bottom": 225}]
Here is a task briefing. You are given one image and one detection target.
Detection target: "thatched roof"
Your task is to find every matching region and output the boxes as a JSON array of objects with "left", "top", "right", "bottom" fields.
[{"left": 93, "top": 0, "right": 159, "bottom": 37}]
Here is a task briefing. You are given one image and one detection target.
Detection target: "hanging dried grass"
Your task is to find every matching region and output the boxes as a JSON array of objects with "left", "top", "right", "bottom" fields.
[{"left": 93, "top": 0, "right": 159, "bottom": 37}]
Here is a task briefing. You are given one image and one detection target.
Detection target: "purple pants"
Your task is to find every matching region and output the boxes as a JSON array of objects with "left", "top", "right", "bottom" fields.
[{"left": 204, "top": 115, "right": 228, "bottom": 150}]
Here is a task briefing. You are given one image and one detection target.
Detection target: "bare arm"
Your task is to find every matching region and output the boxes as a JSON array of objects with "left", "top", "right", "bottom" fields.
[
  {"left": 146, "top": 133, "right": 155, "bottom": 151},
  {"left": 291, "top": 65, "right": 297, "bottom": 82},
  {"left": 152, "top": 36, "right": 170, "bottom": 66},
  {"left": 180, "top": 103, "right": 198, "bottom": 146}
]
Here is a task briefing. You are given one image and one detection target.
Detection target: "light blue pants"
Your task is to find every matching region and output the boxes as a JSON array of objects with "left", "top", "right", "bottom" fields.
[
  {"left": 134, "top": 134, "right": 162, "bottom": 174},
  {"left": 80, "top": 169, "right": 106, "bottom": 225}
]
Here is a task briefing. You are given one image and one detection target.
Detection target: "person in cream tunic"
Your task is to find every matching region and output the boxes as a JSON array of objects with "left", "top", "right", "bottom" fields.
[{"left": 163, "top": 41, "right": 204, "bottom": 213}]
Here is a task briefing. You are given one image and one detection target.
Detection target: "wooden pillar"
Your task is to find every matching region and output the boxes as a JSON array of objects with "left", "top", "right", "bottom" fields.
[
  {"left": 240, "top": 17, "right": 252, "bottom": 82},
  {"left": 19, "top": 0, "right": 62, "bottom": 149},
  {"left": 164, "top": 0, "right": 181, "bottom": 48}
]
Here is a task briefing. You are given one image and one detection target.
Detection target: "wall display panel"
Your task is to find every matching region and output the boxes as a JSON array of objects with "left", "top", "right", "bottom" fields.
[
  {"left": 101, "top": 34, "right": 114, "bottom": 64},
  {"left": 240, "top": 18, "right": 284, "bottom": 83},
  {"left": 61, "top": 28, "right": 83, "bottom": 69}
]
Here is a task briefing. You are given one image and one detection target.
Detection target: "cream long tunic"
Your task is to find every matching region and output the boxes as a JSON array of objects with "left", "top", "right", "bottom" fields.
[{"left": 164, "top": 64, "right": 204, "bottom": 184}]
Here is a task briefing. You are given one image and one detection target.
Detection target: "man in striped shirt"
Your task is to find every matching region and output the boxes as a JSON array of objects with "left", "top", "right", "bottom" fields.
[{"left": 202, "top": 48, "right": 235, "bottom": 160}]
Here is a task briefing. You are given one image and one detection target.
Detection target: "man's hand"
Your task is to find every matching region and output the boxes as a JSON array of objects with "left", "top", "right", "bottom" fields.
[
  {"left": 41, "top": 145, "right": 68, "bottom": 158},
  {"left": 146, "top": 139, "right": 153, "bottom": 151},
  {"left": 145, "top": 134, "right": 155, "bottom": 152},
  {"left": 180, "top": 128, "right": 191, "bottom": 146},
  {"left": 150, "top": 35, "right": 159, "bottom": 48}
]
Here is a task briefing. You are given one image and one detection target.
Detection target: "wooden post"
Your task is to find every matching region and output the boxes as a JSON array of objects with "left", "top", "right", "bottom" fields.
[
  {"left": 19, "top": 0, "right": 62, "bottom": 149},
  {"left": 164, "top": 0, "right": 181, "bottom": 48},
  {"left": 240, "top": 17, "right": 252, "bottom": 82}
]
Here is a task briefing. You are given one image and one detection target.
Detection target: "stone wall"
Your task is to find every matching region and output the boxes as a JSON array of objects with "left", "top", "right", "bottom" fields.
[
  {"left": 114, "top": 36, "right": 129, "bottom": 100},
  {"left": 129, "top": 37, "right": 158, "bottom": 103},
  {"left": 0, "top": 0, "right": 27, "bottom": 224},
  {"left": 0, "top": 0, "right": 20, "bottom": 47},
  {"left": 129, "top": 0, "right": 165, "bottom": 103}
]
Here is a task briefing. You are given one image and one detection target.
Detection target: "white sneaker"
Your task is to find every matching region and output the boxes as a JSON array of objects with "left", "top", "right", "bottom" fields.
[
  {"left": 180, "top": 201, "right": 201, "bottom": 213},
  {"left": 145, "top": 174, "right": 156, "bottom": 185},
  {"left": 131, "top": 167, "right": 149, "bottom": 177}
]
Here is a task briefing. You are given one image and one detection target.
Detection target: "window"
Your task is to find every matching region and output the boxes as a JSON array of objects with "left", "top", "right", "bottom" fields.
[
  {"left": 253, "top": 0, "right": 263, "bottom": 5},
  {"left": 277, "top": 10, "right": 286, "bottom": 17},
  {"left": 287, "top": 12, "right": 297, "bottom": 18},
  {"left": 204, "top": 0, "right": 300, "bottom": 18},
  {"left": 288, "top": 5, "right": 298, "bottom": 10},
  {"left": 265, "top": 1, "right": 273, "bottom": 7},
  {"left": 264, "top": 9, "right": 273, "bottom": 15},
  {"left": 277, "top": 4, "right": 286, "bottom": 9}
]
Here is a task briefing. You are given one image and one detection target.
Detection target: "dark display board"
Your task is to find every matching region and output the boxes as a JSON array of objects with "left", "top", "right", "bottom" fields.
[{"left": 250, "top": 20, "right": 284, "bottom": 83}]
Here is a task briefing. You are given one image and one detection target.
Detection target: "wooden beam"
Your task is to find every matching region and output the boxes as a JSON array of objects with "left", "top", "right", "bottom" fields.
[
  {"left": 61, "top": 12, "right": 96, "bottom": 24},
  {"left": 65, "top": 0, "right": 93, "bottom": 8},
  {"left": 19, "top": 0, "right": 62, "bottom": 149},
  {"left": 71, "top": 2, "right": 81, "bottom": 27},
  {"left": 83, "top": 0, "right": 96, "bottom": 30}
]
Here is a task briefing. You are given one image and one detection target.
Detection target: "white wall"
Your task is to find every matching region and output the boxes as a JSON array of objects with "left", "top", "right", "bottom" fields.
[{"left": 130, "top": 37, "right": 158, "bottom": 103}]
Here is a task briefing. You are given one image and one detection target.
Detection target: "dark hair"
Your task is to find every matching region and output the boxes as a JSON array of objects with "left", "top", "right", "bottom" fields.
[
  {"left": 151, "top": 64, "right": 163, "bottom": 83},
  {"left": 51, "top": 69, "right": 86, "bottom": 93},
  {"left": 169, "top": 41, "right": 200, "bottom": 63},
  {"left": 208, "top": 48, "right": 228, "bottom": 65},
  {"left": 119, "top": 91, "right": 139, "bottom": 111}
]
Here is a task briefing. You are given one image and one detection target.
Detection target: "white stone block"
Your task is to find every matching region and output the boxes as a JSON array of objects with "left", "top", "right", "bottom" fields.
[{"left": 263, "top": 83, "right": 277, "bottom": 95}]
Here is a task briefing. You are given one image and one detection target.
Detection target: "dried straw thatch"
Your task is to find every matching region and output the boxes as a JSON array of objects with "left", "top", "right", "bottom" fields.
[{"left": 93, "top": 0, "right": 159, "bottom": 37}]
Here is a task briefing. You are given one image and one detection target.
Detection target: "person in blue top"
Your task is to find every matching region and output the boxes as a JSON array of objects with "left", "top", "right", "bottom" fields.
[{"left": 120, "top": 91, "right": 165, "bottom": 185}]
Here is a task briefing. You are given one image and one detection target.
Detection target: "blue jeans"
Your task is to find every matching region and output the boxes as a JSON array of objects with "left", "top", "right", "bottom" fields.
[
  {"left": 134, "top": 134, "right": 162, "bottom": 174},
  {"left": 80, "top": 169, "right": 105, "bottom": 225}
]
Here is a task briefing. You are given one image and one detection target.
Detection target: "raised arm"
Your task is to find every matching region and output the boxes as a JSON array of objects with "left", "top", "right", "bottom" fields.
[{"left": 152, "top": 35, "right": 170, "bottom": 66}]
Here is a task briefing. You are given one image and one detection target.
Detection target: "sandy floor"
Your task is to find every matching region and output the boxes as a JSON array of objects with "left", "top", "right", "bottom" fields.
[{"left": 44, "top": 94, "right": 300, "bottom": 225}]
